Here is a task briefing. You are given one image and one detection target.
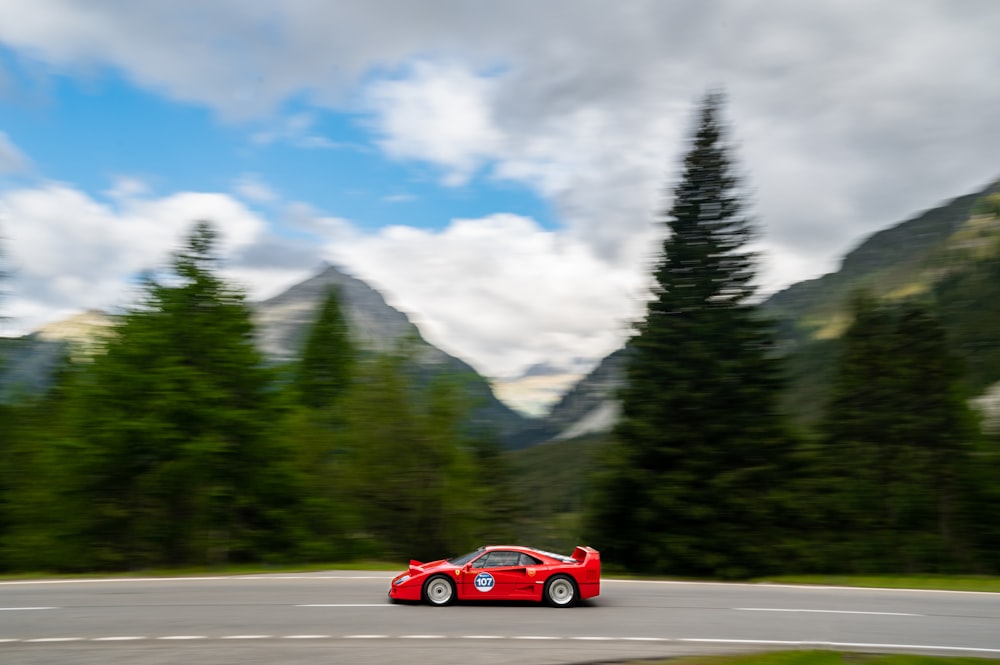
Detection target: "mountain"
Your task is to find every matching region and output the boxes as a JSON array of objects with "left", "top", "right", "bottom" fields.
[
  {"left": 763, "top": 181, "right": 1000, "bottom": 348},
  {"left": 252, "top": 263, "right": 534, "bottom": 446},
  {"left": 5, "top": 180, "right": 1000, "bottom": 444},
  {"left": 530, "top": 177, "right": 1000, "bottom": 439},
  {"left": 541, "top": 349, "right": 626, "bottom": 441},
  {"left": 0, "top": 264, "right": 536, "bottom": 447},
  {"left": 0, "top": 310, "right": 114, "bottom": 400},
  {"left": 767, "top": 179, "right": 1000, "bottom": 426}
]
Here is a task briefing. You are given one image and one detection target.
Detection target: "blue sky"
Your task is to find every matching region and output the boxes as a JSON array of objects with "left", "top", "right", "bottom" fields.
[
  {"left": 0, "top": 54, "right": 554, "bottom": 233},
  {"left": 1, "top": 1, "right": 998, "bottom": 414}
]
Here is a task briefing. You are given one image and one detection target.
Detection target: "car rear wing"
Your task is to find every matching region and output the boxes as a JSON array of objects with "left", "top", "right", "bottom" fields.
[{"left": 571, "top": 546, "right": 600, "bottom": 582}]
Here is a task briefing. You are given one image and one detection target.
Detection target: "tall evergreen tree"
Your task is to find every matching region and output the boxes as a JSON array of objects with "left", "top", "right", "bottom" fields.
[
  {"left": 586, "top": 93, "right": 793, "bottom": 578},
  {"left": 69, "top": 222, "right": 294, "bottom": 568},
  {"left": 294, "top": 286, "right": 354, "bottom": 409},
  {"left": 281, "top": 285, "right": 356, "bottom": 561}
]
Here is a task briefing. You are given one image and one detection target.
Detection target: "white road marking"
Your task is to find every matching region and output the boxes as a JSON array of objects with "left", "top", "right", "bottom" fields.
[
  {"left": 0, "top": 607, "right": 57, "bottom": 611},
  {"left": 400, "top": 635, "right": 445, "bottom": 639},
  {"left": 513, "top": 636, "right": 561, "bottom": 640},
  {"left": 245, "top": 575, "right": 393, "bottom": 580},
  {"left": 344, "top": 635, "right": 389, "bottom": 639},
  {"left": 602, "top": 578, "right": 1000, "bottom": 596},
  {"left": 735, "top": 607, "right": 921, "bottom": 616},
  {"left": 283, "top": 634, "right": 330, "bottom": 639},
  {"left": 2, "top": 634, "right": 998, "bottom": 655},
  {"left": 221, "top": 635, "right": 272, "bottom": 640},
  {"left": 0, "top": 574, "right": 393, "bottom": 586},
  {"left": 572, "top": 636, "right": 615, "bottom": 640},
  {"left": 296, "top": 603, "right": 396, "bottom": 607},
  {"left": 0, "top": 573, "right": 992, "bottom": 596}
]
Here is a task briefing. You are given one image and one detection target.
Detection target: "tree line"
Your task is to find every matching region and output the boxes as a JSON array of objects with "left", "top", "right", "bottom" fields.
[
  {"left": 0, "top": 222, "right": 517, "bottom": 571},
  {"left": 2, "top": 94, "right": 999, "bottom": 577}
]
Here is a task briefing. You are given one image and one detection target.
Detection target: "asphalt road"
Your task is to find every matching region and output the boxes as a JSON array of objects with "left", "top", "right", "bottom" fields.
[{"left": 1, "top": 572, "right": 999, "bottom": 664}]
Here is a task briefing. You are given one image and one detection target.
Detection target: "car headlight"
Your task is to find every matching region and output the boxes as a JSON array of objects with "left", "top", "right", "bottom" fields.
[{"left": 393, "top": 575, "right": 410, "bottom": 586}]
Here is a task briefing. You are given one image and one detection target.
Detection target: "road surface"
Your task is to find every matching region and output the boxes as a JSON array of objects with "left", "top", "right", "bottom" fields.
[{"left": 1, "top": 572, "right": 999, "bottom": 664}]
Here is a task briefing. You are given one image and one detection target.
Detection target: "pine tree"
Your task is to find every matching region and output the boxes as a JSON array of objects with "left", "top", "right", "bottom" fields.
[
  {"left": 70, "top": 222, "right": 294, "bottom": 568},
  {"left": 294, "top": 286, "right": 354, "bottom": 410},
  {"left": 586, "top": 93, "right": 793, "bottom": 578},
  {"left": 281, "top": 286, "right": 356, "bottom": 560}
]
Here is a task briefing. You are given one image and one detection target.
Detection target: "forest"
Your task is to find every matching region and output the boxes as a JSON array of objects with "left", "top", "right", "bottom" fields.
[{"left": 2, "top": 95, "right": 999, "bottom": 578}]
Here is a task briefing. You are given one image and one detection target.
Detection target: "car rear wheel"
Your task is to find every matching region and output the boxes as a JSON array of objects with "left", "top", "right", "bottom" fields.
[
  {"left": 423, "top": 575, "right": 455, "bottom": 606},
  {"left": 543, "top": 574, "right": 577, "bottom": 607}
]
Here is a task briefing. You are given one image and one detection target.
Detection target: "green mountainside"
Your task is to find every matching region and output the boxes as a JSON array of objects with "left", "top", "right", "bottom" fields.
[{"left": 764, "top": 179, "right": 1000, "bottom": 425}]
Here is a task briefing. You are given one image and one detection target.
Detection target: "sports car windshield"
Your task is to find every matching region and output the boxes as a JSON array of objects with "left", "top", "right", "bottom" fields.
[{"left": 446, "top": 549, "right": 483, "bottom": 565}]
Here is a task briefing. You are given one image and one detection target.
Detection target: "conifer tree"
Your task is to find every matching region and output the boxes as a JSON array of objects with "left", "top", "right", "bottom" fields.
[
  {"left": 70, "top": 222, "right": 294, "bottom": 568},
  {"left": 282, "top": 286, "right": 356, "bottom": 560},
  {"left": 294, "top": 286, "right": 354, "bottom": 410},
  {"left": 586, "top": 93, "right": 792, "bottom": 577}
]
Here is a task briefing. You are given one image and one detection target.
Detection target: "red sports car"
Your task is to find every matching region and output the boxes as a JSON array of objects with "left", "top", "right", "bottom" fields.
[{"left": 388, "top": 545, "right": 600, "bottom": 607}]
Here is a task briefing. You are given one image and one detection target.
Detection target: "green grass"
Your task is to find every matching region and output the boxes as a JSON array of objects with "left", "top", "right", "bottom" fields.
[
  {"left": 626, "top": 652, "right": 999, "bottom": 665},
  {"left": 756, "top": 575, "right": 1000, "bottom": 593}
]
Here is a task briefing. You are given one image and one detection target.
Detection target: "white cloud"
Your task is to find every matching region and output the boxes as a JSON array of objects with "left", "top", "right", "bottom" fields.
[
  {"left": 104, "top": 176, "right": 150, "bottom": 201},
  {"left": 0, "top": 184, "right": 278, "bottom": 334},
  {"left": 366, "top": 61, "right": 503, "bottom": 186},
  {"left": 233, "top": 173, "right": 278, "bottom": 204},
  {"left": 382, "top": 193, "right": 417, "bottom": 203},
  {"left": 1, "top": 181, "right": 641, "bottom": 415},
  {"left": 322, "top": 213, "right": 646, "bottom": 384},
  {"left": 1, "top": 1, "right": 1000, "bottom": 410},
  {"left": 0, "top": 132, "right": 30, "bottom": 174}
]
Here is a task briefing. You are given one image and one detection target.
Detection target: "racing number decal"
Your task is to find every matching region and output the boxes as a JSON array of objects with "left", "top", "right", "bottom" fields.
[{"left": 474, "top": 572, "right": 495, "bottom": 592}]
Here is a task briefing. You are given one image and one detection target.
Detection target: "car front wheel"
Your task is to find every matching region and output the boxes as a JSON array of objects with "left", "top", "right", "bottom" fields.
[
  {"left": 423, "top": 575, "right": 456, "bottom": 606},
  {"left": 543, "top": 574, "right": 577, "bottom": 607}
]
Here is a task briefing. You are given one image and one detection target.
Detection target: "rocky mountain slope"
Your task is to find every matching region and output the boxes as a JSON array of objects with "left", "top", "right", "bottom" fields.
[
  {"left": 1, "top": 263, "right": 536, "bottom": 447},
  {"left": 534, "top": 178, "right": 1000, "bottom": 439},
  {"left": 252, "top": 263, "right": 534, "bottom": 446}
]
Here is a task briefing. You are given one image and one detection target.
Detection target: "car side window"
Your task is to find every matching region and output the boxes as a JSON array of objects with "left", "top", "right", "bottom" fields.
[
  {"left": 472, "top": 551, "right": 522, "bottom": 568},
  {"left": 489, "top": 551, "right": 521, "bottom": 567},
  {"left": 519, "top": 553, "right": 543, "bottom": 566}
]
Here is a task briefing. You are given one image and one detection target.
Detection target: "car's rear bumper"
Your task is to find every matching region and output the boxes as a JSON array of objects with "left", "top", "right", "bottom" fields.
[{"left": 579, "top": 581, "right": 600, "bottom": 601}]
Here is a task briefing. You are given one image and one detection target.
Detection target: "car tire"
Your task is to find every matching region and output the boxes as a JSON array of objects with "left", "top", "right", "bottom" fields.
[
  {"left": 423, "top": 575, "right": 456, "bottom": 606},
  {"left": 543, "top": 574, "right": 578, "bottom": 608}
]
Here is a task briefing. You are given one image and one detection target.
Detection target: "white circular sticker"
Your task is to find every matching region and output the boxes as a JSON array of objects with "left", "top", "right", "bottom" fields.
[{"left": 474, "top": 572, "right": 495, "bottom": 592}]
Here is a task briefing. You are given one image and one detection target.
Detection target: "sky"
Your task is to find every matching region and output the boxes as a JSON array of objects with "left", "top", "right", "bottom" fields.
[{"left": 0, "top": 1, "right": 998, "bottom": 415}]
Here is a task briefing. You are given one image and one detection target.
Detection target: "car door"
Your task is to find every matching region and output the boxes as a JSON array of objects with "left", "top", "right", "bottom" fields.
[{"left": 462, "top": 550, "right": 539, "bottom": 600}]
